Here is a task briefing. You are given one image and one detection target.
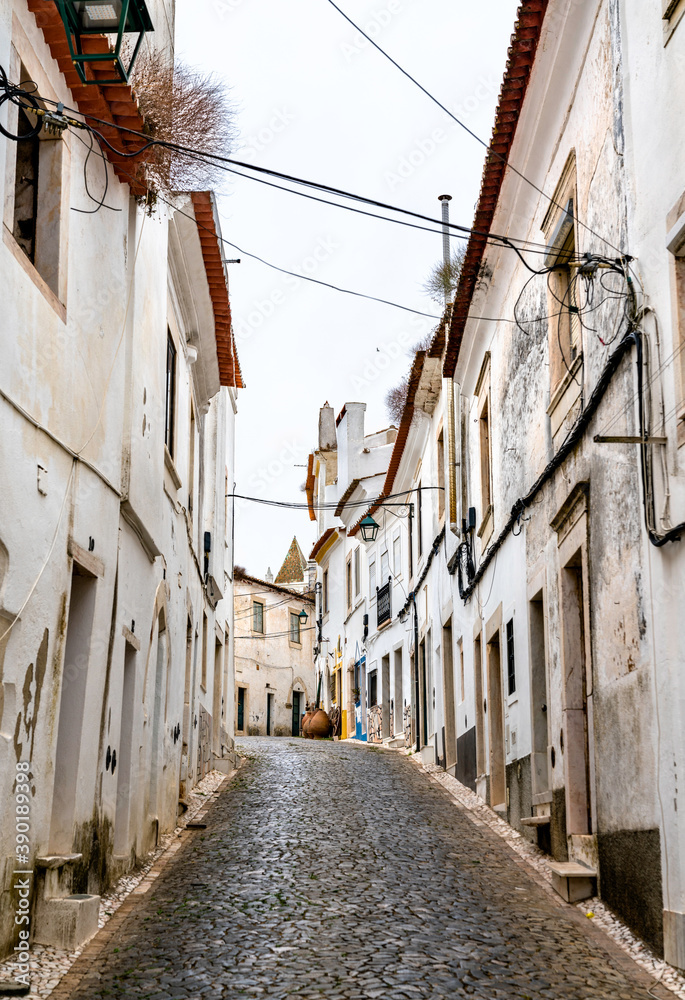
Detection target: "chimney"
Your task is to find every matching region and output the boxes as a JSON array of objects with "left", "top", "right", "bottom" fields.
[
  {"left": 438, "top": 194, "right": 452, "bottom": 306},
  {"left": 318, "top": 402, "right": 336, "bottom": 452},
  {"left": 337, "top": 402, "right": 366, "bottom": 490},
  {"left": 307, "top": 559, "right": 317, "bottom": 595}
]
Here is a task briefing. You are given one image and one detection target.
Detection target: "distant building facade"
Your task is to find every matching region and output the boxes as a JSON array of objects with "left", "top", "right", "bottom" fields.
[{"left": 234, "top": 555, "right": 315, "bottom": 737}]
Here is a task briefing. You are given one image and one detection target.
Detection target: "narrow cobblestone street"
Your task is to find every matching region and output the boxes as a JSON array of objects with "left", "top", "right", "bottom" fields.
[{"left": 55, "top": 739, "right": 665, "bottom": 999}]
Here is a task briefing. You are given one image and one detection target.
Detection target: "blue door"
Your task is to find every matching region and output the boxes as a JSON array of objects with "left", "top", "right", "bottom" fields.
[{"left": 354, "top": 657, "right": 367, "bottom": 740}]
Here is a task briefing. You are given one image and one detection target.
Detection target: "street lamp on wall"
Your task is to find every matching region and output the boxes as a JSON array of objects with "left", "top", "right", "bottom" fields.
[
  {"left": 359, "top": 514, "right": 380, "bottom": 543},
  {"left": 54, "top": 0, "right": 154, "bottom": 85},
  {"left": 298, "top": 608, "right": 309, "bottom": 625}
]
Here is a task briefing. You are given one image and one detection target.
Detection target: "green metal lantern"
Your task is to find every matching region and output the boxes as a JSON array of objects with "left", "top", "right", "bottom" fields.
[
  {"left": 359, "top": 514, "right": 380, "bottom": 543},
  {"left": 55, "top": 0, "right": 154, "bottom": 85}
]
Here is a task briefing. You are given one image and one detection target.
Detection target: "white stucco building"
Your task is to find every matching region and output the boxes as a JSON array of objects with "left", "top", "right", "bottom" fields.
[
  {"left": 307, "top": 0, "right": 685, "bottom": 970},
  {"left": 234, "top": 558, "right": 315, "bottom": 738},
  {"left": 0, "top": 0, "right": 243, "bottom": 956}
]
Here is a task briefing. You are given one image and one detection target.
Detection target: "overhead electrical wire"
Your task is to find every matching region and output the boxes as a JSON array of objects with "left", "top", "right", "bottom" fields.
[
  {"left": 68, "top": 129, "right": 531, "bottom": 326},
  {"left": 228, "top": 487, "right": 443, "bottom": 512},
  {"left": 322, "top": 0, "right": 625, "bottom": 257},
  {"left": 142, "top": 139, "right": 560, "bottom": 260},
  {"left": 234, "top": 594, "right": 312, "bottom": 622},
  {"left": 0, "top": 71, "right": 564, "bottom": 262},
  {"left": 234, "top": 625, "right": 318, "bottom": 639},
  {"left": 204, "top": 232, "right": 442, "bottom": 319},
  {"left": 455, "top": 259, "right": 685, "bottom": 602},
  {"left": 64, "top": 130, "right": 441, "bottom": 320}
]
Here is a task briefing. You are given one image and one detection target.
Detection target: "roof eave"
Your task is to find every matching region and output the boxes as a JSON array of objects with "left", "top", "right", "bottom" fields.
[{"left": 442, "top": 0, "right": 549, "bottom": 379}]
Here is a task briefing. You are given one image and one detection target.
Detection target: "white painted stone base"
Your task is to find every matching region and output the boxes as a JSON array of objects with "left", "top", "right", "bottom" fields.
[
  {"left": 212, "top": 754, "right": 240, "bottom": 774},
  {"left": 33, "top": 894, "right": 100, "bottom": 951},
  {"left": 664, "top": 910, "right": 685, "bottom": 973}
]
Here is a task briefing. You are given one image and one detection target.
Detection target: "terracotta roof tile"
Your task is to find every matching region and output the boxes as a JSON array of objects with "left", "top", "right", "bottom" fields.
[
  {"left": 190, "top": 192, "right": 244, "bottom": 389},
  {"left": 27, "top": 0, "right": 150, "bottom": 194},
  {"left": 443, "top": 0, "right": 548, "bottom": 378},
  {"left": 309, "top": 527, "right": 336, "bottom": 561},
  {"left": 235, "top": 570, "right": 314, "bottom": 602},
  {"left": 305, "top": 454, "right": 316, "bottom": 521},
  {"left": 334, "top": 479, "right": 361, "bottom": 518}
]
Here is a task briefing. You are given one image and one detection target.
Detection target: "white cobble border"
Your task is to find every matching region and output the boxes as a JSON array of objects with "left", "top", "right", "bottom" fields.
[
  {"left": 410, "top": 752, "right": 685, "bottom": 1000},
  {"left": 0, "top": 767, "right": 233, "bottom": 999}
]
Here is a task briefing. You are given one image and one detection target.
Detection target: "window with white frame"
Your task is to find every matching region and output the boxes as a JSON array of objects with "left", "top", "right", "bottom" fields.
[
  {"left": 5, "top": 57, "right": 67, "bottom": 303},
  {"left": 369, "top": 555, "right": 376, "bottom": 600},
  {"left": 667, "top": 195, "right": 685, "bottom": 438},
  {"left": 393, "top": 533, "right": 401, "bottom": 577},
  {"left": 437, "top": 428, "right": 445, "bottom": 521},
  {"left": 380, "top": 548, "right": 389, "bottom": 585},
  {"left": 290, "top": 611, "right": 301, "bottom": 645},
  {"left": 165, "top": 330, "right": 177, "bottom": 458},
  {"left": 474, "top": 353, "right": 493, "bottom": 544},
  {"left": 417, "top": 481, "right": 423, "bottom": 558},
  {"left": 542, "top": 153, "right": 583, "bottom": 438},
  {"left": 252, "top": 601, "right": 264, "bottom": 633}
]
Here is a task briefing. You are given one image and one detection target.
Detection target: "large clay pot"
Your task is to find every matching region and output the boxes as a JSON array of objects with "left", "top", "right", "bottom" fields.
[
  {"left": 308, "top": 708, "right": 331, "bottom": 739},
  {"left": 302, "top": 707, "right": 314, "bottom": 738}
]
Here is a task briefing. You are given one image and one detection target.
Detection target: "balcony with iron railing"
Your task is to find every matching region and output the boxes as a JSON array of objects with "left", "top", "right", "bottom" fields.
[{"left": 376, "top": 577, "right": 392, "bottom": 629}]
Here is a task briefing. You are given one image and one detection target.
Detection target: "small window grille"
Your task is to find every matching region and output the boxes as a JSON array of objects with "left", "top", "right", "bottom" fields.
[{"left": 506, "top": 619, "right": 516, "bottom": 696}]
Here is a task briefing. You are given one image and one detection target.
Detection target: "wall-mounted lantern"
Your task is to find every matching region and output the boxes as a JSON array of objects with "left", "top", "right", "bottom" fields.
[
  {"left": 298, "top": 608, "right": 309, "bottom": 625},
  {"left": 359, "top": 514, "right": 379, "bottom": 543},
  {"left": 54, "top": 0, "right": 154, "bottom": 85}
]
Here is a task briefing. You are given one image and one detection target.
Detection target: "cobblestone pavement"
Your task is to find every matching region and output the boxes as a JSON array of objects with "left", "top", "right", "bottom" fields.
[{"left": 57, "top": 738, "right": 668, "bottom": 999}]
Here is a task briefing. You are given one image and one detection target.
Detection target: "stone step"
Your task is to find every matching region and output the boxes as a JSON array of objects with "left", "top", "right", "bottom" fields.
[
  {"left": 548, "top": 861, "right": 597, "bottom": 903},
  {"left": 520, "top": 815, "right": 551, "bottom": 827}
]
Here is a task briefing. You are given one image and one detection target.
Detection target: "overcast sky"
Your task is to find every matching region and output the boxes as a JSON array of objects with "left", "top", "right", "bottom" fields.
[{"left": 177, "top": 0, "right": 519, "bottom": 579}]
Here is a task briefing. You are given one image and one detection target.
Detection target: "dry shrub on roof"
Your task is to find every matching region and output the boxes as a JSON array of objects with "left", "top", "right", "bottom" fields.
[
  {"left": 129, "top": 48, "right": 237, "bottom": 196},
  {"left": 383, "top": 332, "right": 435, "bottom": 423},
  {"left": 422, "top": 246, "right": 466, "bottom": 304},
  {"left": 384, "top": 250, "right": 465, "bottom": 422},
  {"left": 385, "top": 375, "right": 410, "bottom": 425}
]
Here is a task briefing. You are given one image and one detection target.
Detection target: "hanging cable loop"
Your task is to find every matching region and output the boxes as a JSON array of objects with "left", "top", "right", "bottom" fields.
[{"left": 0, "top": 66, "right": 42, "bottom": 140}]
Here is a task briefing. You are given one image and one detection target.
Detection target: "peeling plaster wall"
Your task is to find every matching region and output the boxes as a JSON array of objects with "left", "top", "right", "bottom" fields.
[
  {"left": 444, "top": 0, "right": 678, "bottom": 956},
  {"left": 619, "top": 0, "right": 685, "bottom": 963}
]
